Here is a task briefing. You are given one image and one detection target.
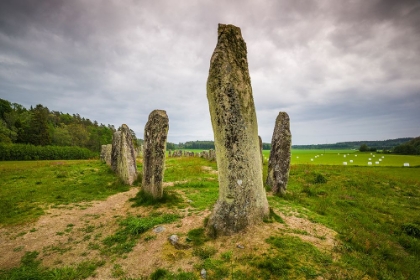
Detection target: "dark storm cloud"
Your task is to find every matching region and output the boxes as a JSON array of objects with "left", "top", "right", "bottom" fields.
[{"left": 0, "top": 0, "right": 419, "bottom": 144}]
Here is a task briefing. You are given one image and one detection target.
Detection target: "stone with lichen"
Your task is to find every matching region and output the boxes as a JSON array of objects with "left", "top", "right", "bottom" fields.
[
  {"left": 111, "top": 124, "right": 138, "bottom": 185},
  {"left": 206, "top": 23, "right": 269, "bottom": 237},
  {"left": 142, "top": 110, "right": 169, "bottom": 199},
  {"left": 266, "top": 112, "right": 291, "bottom": 195}
]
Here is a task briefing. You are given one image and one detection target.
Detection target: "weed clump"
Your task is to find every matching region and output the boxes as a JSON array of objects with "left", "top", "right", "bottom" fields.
[
  {"left": 401, "top": 223, "right": 420, "bottom": 238},
  {"left": 150, "top": 268, "right": 198, "bottom": 280},
  {"left": 187, "top": 228, "right": 208, "bottom": 246},
  {"left": 130, "top": 189, "right": 182, "bottom": 207},
  {"left": 193, "top": 246, "right": 217, "bottom": 260},
  {"left": 313, "top": 173, "right": 327, "bottom": 184},
  {"left": 102, "top": 213, "right": 179, "bottom": 255}
]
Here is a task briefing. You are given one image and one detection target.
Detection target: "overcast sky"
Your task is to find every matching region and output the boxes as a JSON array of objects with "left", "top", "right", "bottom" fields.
[{"left": 1, "top": 0, "right": 419, "bottom": 145}]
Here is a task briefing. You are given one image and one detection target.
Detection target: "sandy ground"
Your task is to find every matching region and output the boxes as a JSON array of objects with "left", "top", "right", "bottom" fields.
[{"left": 0, "top": 186, "right": 339, "bottom": 279}]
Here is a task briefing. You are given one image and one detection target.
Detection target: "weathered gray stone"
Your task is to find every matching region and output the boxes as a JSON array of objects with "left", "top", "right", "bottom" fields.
[
  {"left": 206, "top": 24, "right": 269, "bottom": 237},
  {"left": 208, "top": 149, "right": 216, "bottom": 161},
  {"left": 135, "top": 145, "right": 143, "bottom": 158},
  {"left": 168, "top": 234, "right": 190, "bottom": 250},
  {"left": 111, "top": 124, "right": 138, "bottom": 185},
  {"left": 266, "top": 112, "right": 291, "bottom": 195},
  {"left": 258, "top": 136, "right": 263, "bottom": 166},
  {"left": 100, "top": 144, "right": 112, "bottom": 166},
  {"left": 142, "top": 110, "right": 169, "bottom": 199}
]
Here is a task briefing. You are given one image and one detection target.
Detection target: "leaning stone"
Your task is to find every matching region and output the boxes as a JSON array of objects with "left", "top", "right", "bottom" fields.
[
  {"left": 111, "top": 124, "right": 138, "bottom": 185},
  {"left": 266, "top": 112, "right": 291, "bottom": 195},
  {"left": 206, "top": 23, "right": 269, "bottom": 237},
  {"left": 142, "top": 110, "right": 169, "bottom": 199}
]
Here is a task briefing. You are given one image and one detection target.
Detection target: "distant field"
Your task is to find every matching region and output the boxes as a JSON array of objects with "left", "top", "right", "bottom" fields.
[
  {"left": 173, "top": 148, "right": 420, "bottom": 167},
  {"left": 262, "top": 149, "right": 420, "bottom": 167}
]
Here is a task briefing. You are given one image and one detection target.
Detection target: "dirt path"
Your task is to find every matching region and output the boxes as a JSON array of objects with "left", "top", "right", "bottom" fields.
[
  {"left": 0, "top": 187, "right": 340, "bottom": 279},
  {"left": 0, "top": 187, "right": 140, "bottom": 269}
]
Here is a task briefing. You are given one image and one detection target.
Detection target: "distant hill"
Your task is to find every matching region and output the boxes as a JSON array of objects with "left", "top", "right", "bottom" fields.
[{"left": 291, "top": 138, "right": 414, "bottom": 150}]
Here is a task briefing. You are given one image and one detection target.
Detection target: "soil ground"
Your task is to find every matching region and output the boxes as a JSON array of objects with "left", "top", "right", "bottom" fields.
[{"left": 0, "top": 186, "right": 339, "bottom": 279}]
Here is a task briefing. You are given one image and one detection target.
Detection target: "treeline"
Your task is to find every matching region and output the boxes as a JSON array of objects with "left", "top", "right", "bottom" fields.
[
  {"left": 165, "top": 140, "right": 272, "bottom": 150},
  {"left": 0, "top": 98, "right": 116, "bottom": 153},
  {"left": 0, "top": 143, "right": 96, "bottom": 160},
  {"left": 393, "top": 137, "right": 420, "bottom": 155},
  {"left": 292, "top": 138, "right": 414, "bottom": 150}
]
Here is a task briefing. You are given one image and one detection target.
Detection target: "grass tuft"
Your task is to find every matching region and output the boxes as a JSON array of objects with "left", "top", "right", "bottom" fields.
[
  {"left": 130, "top": 189, "right": 182, "bottom": 208},
  {"left": 102, "top": 213, "right": 180, "bottom": 255}
]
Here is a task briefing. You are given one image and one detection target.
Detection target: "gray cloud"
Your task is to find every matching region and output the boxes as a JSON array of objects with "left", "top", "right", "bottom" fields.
[{"left": 1, "top": 0, "right": 419, "bottom": 145}]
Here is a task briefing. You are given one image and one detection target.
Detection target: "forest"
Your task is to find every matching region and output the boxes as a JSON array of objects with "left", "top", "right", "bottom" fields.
[{"left": 0, "top": 98, "right": 118, "bottom": 160}]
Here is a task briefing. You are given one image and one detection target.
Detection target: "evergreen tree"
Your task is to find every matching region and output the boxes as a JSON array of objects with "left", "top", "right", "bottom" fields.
[{"left": 29, "top": 105, "right": 51, "bottom": 146}]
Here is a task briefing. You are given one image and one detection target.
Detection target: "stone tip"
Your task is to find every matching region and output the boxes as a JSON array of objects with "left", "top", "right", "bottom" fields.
[
  {"left": 217, "top": 23, "right": 242, "bottom": 38},
  {"left": 150, "top": 109, "right": 168, "bottom": 118}
]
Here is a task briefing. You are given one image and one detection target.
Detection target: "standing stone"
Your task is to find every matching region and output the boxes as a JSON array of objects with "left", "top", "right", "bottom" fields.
[
  {"left": 111, "top": 124, "right": 138, "bottom": 185},
  {"left": 266, "top": 112, "right": 291, "bottom": 195},
  {"left": 206, "top": 24, "right": 269, "bottom": 237},
  {"left": 100, "top": 144, "right": 112, "bottom": 166},
  {"left": 258, "top": 136, "right": 263, "bottom": 166},
  {"left": 142, "top": 110, "right": 169, "bottom": 199}
]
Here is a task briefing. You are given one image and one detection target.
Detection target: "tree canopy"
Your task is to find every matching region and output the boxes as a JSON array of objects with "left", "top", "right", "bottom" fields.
[{"left": 0, "top": 98, "right": 115, "bottom": 152}]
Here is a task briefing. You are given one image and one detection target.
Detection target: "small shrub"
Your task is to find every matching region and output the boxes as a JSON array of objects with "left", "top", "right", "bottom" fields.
[{"left": 313, "top": 173, "right": 327, "bottom": 184}]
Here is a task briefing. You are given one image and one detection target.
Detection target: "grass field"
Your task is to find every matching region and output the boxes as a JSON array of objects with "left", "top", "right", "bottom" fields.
[
  {"left": 1, "top": 151, "right": 420, "bottom": 279},
  {"left": 263, "top": 149, "right": 420, "bottom": 167}
]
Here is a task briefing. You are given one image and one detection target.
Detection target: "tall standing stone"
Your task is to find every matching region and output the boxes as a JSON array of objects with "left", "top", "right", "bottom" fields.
[
  {"left": 142, "top": 110, "right": 169, "bottom": 199},
  {"left": 111, "top": 124, "right": 138, "bottom": 185},
  {"left": 266, "top": 112, "right": 291, "bottom": 195},
  {"left": 206, "top": 24, "right": 269, "bottom": 237}
]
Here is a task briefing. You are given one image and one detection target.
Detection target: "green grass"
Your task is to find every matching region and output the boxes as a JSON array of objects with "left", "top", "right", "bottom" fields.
[
  {"left": 271, "top": 163, "right": 420, "bottom": 279},
  {"left": 1, "top": 153, "right": 420, "bottom": 279},
  {"left": 164, "top": 156, "right": 217, "bottom": 182},
  {"left": 0, "top": 160, "right": 130, "bottom": 225},
  {"left": 102, "top": 213, "right": 180, "bottom": 256},
  {"left": 0, "top": 251, "right": 104, "bottom": 280}
]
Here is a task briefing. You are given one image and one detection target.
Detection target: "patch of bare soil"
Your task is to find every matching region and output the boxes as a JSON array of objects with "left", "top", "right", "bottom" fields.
[
  {"left": 0, "top": 187, "right": 141, "bottom": 269},
  {"left": 0, "top": 186, "right": 340, "bottom": 279},
  {"left": 201, "top": 166, "right": 218, "bottom": 174},
  {"left": 276, "top": 210, "right": 340, "bottom": 260},
  {"left": 162, "top": 180, "right": 188, "bottom": 187}
]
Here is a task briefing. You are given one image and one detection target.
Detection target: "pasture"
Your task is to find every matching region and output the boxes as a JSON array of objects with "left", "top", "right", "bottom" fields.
[
  {"left": 265, "top": 149, "right": 420, "bottom": 167},
  {"left": 0, "top": 151, "right": 419, "bottom": 279}
]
